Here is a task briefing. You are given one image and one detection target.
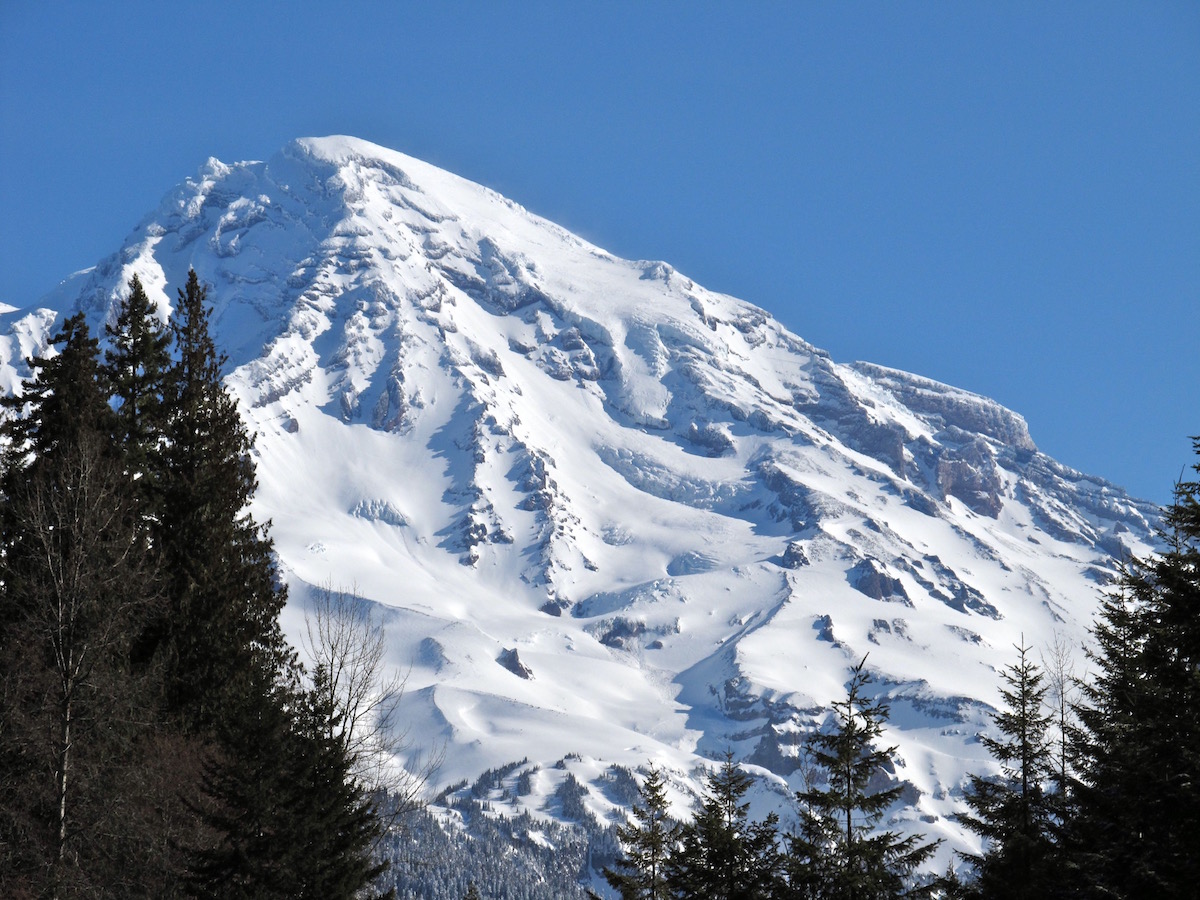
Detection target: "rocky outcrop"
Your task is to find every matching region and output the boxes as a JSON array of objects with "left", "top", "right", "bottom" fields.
[
  {"left": 497, "top": 648, "right": 533, "bottom": 679},
  {"left": 935, "top": 436, "right": 1004, "bottom": 517}
]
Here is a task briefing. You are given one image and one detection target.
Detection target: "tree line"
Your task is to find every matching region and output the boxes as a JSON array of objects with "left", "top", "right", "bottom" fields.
[
  {"left": 603, "top": 442, "right": 1200, "bottom": 900},
  {"left": 0, "top": 273, "right": 389, "bottom": 898}
]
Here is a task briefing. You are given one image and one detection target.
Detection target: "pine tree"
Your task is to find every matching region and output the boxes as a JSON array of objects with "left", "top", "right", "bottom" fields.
[
  {"left": 664, "top": 753, "right": 781, "bottom": 900},
  {"left": 101, "top": 273, "right": 173, "bottom": 518},
  {"left": 792, "top": 657, "right": 940, "bottom": 899},
  {"left": 290, "top": 663, "right": 390, "bottom": 899},
  {"left": 604, "top": 766, "right": 677, "bottom": 900},
  {"left": 955, "top": 642, "right": 1059, "bottom": 899},
  {"left": 0, "top": 314, "right": 164, "bottom": 896},
  {"left": 1066, "top": 438, "right": 1200, "bottom": 898},
  {"left": 155, "top": 271, "right": 392, "bottom": 897},
  {"left": 188, "top": 656, "right": 305, "bottom": 900},
  {"left": 157, "top": 269, "right": 288, "bottom": 733}
]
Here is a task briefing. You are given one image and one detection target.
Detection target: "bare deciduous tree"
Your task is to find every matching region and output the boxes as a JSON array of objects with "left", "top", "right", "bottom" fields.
[
  {"left": 301, "top": 582, "right": 440, "bottom": 832},
  {"left": 1, "top": 433, "right": 161, "bottom": 898},
  {"left": 1041, "top": 631, "right": 1079, "bottom": 799}
]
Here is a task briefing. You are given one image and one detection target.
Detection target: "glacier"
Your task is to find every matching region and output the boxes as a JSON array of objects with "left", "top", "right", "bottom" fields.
[{"left": 0, "top": 135, "right": 1159, "bottom": 869}]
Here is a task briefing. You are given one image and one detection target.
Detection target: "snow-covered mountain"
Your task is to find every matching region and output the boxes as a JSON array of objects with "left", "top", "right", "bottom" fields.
[{"left": 1, "top": 136, "right": 1158, "bottom": 866}]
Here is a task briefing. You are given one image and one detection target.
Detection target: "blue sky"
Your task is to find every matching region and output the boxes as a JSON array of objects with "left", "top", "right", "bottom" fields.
[{"left": 1, "top": 2, "right": 1196, "bottom": 504}]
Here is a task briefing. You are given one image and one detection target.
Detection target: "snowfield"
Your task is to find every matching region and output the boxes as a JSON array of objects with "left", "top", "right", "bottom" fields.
[{"left": 1, "top": 135, "right": 1159, "bottom": 867}]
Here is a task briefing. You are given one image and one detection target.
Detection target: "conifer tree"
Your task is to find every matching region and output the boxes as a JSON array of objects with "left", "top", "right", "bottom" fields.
[
  {"left": 157, "top": 269, "right": 288, "bottom": 733},
  {"left": 101, "top": 273, "right": 172, "bottom": 517},
  {"left": 0, "top": 314, "right": 163, "bottom": 896},
  {"left": 784, "top": 748, "right": 839, "bottom": 900},
  {"left": 793, "top": 657, "right": 940, "bottom": 899},
  {"left": 194, "top": 662, "right": 390, "bottom": 900},
  {"left": 955, "top": 642, "right": 1059, "bottom": 899},
  {"left": 192, "top": 643, "right": 388, "bottom": 900},
  {"left": 664, "top": 753, "right": 781, "bottom": 900},
  {"left": 188, "top": 655, "right": 305, "bottom": 899},
  {"left": 605, "top": 766, "right": 677, "bottom": 900},
  {"left": 154, "top": 271, "right": 394, "bottom": 897},
  {"left": 0, "top": 312, "right": 116, "bottom": 475},
  {"left": 291, "top": 663, "right": 391, "bottom": 899},
  {"left": 155, "top": 271, "right": 296, "bottom": 893},
  {"left": 1066, "top": 438, "right": 1200, "bottom": 898}
]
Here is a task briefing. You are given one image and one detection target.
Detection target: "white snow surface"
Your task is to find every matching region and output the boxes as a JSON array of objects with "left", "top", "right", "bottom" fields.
[{"left": 1, "top": 135, "right": 1160, "bottom": 865}]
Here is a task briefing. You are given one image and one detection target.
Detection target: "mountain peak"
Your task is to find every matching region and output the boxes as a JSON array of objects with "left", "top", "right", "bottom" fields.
[
  {"left": 0, "top": 137, "right": 1159, "bottom": 869},
  {"left": 286, "top": 134, "right": 438, "bottom": 177}
]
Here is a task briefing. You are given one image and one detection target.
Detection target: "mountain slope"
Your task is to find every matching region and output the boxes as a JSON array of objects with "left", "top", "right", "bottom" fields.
[{"left": 1, "top": 135, "right": 1158, "bottom": 868}]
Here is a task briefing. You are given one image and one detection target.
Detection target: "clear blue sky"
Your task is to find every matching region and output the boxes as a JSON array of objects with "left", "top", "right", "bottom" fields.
[{"left": 1, "top": 2, "right": 1196, "bottom": 505}]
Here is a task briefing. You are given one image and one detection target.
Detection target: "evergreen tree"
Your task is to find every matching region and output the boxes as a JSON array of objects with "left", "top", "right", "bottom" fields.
[
  {"left": 290, "top": 663, "right": 390, "bottom": 899},
  {"left": 1066, "top": 438, "right": 1200, "bottom": 898},
  {"left": 792, "top": 657, "right": 940, "bottom": 899},
  {"left": 0, "top": 314, "right": 166, "bottom": 896},
  {"left": 955, "top": 642, "right": 1059, "bottom": 899},
  {"left": 192, "top": 655, "right": 390, "bottom": 900},
  {"left": 154, "top": 271, "right": 392, "bottom": 897},
  {"left": 188, "top": 656, "right": 306, "bottom": 900},
  {"left": 156, "top": 270, "right": 296, "bottom": 894},
  {"left": 0, "top": 312, "right": 116, "bottom": 475},
  {"left": 784, "top": 748, "right": 839, "bottom": 900},
  {"left": 157, "top": 269, "right": 288, "bottom": 733},
  {"left": 605, "top": 766, "right": 677, "bottom": 900},
  {"left": 664, "top": 753, "right": 781, "bottom": 900},
  {"left": 101, "top": 273, "right": 173, "bottom": 518}
]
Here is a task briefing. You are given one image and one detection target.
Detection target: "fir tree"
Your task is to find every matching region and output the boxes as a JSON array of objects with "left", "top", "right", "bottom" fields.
[
  {"left": 0, "top": 312, "right": 115, "bottom": 475},
  {"left": 604, "top": 765, "right": 677, "bottom": 900},
  {"left": 155, "top": 271, "right": 392, "bottom": 897},
  {"left": 664, "top": 753, "right": 781, "bottom": 900},
  {"left": 101, "top": 273, "right": 173, "bottom": 517},
  {"left": 191, "top": 658, "right": 389, "bottom": 899},
  {"left": 154, "top": 270, "right": 297, "bottom": 892},
  {"left": 1066, "top": 438, "right": 1200, "bottom": 898},
  {"left": 157, "top": 269, "right": 288, "bottom": 733},
  {"left": 290, "top": 663, "right": 390, "bottom": 899},
  {"left": 955, "top": 642, "right": 1059, "bottom": 899},
  {"left": 188, "top": 655, "right": 306, "bottom": 900},
  {"left": 102, "top": 274, "right": 173, "bottom": 671},
  {"left": 784, "top": 747, "right": 839, "bottom": 900},
  {"left": 0, "top": 314, "right": 165, "bottom": 896},
  {"left": 793, "top": 657, "right": 940, "bottom": 899}
]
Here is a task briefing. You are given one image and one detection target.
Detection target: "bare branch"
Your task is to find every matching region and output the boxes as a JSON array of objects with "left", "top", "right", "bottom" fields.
[{"left": 300, "top": 581, "right": 442, "bottom": 836}]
